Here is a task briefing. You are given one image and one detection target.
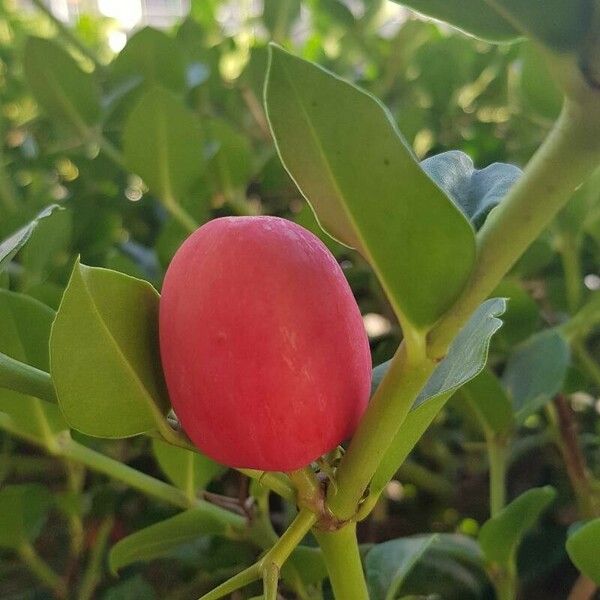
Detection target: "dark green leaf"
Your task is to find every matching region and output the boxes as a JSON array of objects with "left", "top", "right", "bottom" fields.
[
  {"left": 110, "top": 27, "right": 186, "bottom": 92},
  {"left": 0, "top": 205, "right": 62, "bottom": 274},
  {"left": 109, "top": 506, "right": 240, "bottom": 573},
  {"left": 421, "top": 151, "right": 521, "bottom": 229},
  {"left": 50, "top": 260, "right": 169, "bottom": 438},
  {"left": 102, "top": 575, "right": 156, "bottom": 600},
  {"left": 370, "top": 298, "right": 506, "bottom": 495},
  {"left": 391, "top": 1, "right": 519, "bottom": 42},
  {"left": 479, "top": 486, "right": 556, "bottom": 567},
  {"left": 152, "top": 439, "right": 226, "bottom": 494},
  {"left": 566, "top": 518, "right": 600, "bottom": 584},
  {"left": 458, "top": 369, "right": 514, "bottom": 437},
  {"left": 23, "top": 37, "right": 101, "bottom": 134},
  {"left": 366, "top": 535, "right": 437, "bottom": 600},
  {"left": 265, "top": 45, "right": 475, "bottom": 329},
  {"left": 0, "top": 484, "right": 51, "bottom": 549},
  {"left": 0, "top": 291, "right": 66, "bottom": 444},
  {"left": 502, "top": 329, "right": 570, "bottom": 422},
  {"left": 123, "top": 85, "right": 205, "bottom": 209}
]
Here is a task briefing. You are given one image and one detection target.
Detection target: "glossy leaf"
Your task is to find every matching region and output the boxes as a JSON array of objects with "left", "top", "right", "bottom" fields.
[
  {"left": 458, "top": 369, "right": 514, "bottom": 436},
  {"left": 566, "top": 518, "right": 600, "bottom": 584},
  {"left": 110, "top": 27, "right": 186, "bottom": 92},
  {"left": 265, "top": 45, "right": 476, "bottom": 329},
  {"left": 123, "top": 85, "right": 204, "bottom": 206},
  {"left": 502, "top": 329, "right": 570, "bottom": 422},
  {"left": 366, "top": 535, "right": 437, "bottom": 600},
  {"left": 23, "top": 37, "right": 101, "bottom": 134},
  {"left": 370, "top": 298, "right": 506, "bottom": 494},
  {"left": 50, "top": 260, "right": 169, "bottom": 438},
  {"left": 421, "top": 151, "right": 522, "bottom": 229},
  {"left": 152, "top": 439, "right": 226, "bottom": 494},
  {"left": 0, "top": 484, "right": 51, "bottom": 549},
  {"left": 370, "top": 534, "right": 487, "bottom": 600},
  {"left": 0, "top": 205, "right": 62, "bottom": 274},
  {"left": 394, "top": 0, "right": 591, "bottom": 50},
  {"left": 479, "top": 486, "right": 556, "bottom": 567},
  {"left": 109, "top": 505, "right": 240, "bottom": 573},
  {"left": 391, "top": 1, "right": 519, "bottom": 42},
  {"left": 0, "top": 291, "right": 66, "bottom": 444}
]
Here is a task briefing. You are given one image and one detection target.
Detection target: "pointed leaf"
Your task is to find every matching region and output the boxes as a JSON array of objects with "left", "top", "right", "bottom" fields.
[
  {"left": 567, "top": 518, "right": 600, "bottom": 585},
  {"left": 111, "top": 27, "right": 186, "bottom": 92},
  {"left": 421, "top": 151, "right": 522, "bottom": 229},
  {"left": 503, "top": 329, "right": 570, "bottom": 423},
  {"left": 370, "top": 299, "right": 506, "bottom": 495},
  {"left": 265, "top": 45, "right": 475, "bottom": 329},
  {"left": 123, "top": 85, "right": 204, "bottom": 206},
  {"left": 0, "top": 291, "right": 66, "bottom": 444},
  {"left": 366, "top": 535, "right": 437, "bottom": 600},
  {"left": 479, "top": 486, "right": 556, "bottom": 567},
  {"left": 0, "top": 484, "right": 51, "bottom": 549},
  {"left": 0, "top": 205, "right": 62, "bottom": 274},
  {"left": 152, "top": 439, "right": 226, "bottom": 494},
  {"left": 109, "top": 505, "right": 242, "bottom": 573},
  {"left": 458, "top": 369, "right": 514, "bottom": 436},
  {"left": 50, "top": 260, "right": 169, "bottom": 438},
  {"left": 23, "top": 37, "right": 100, "bottom": 134}
]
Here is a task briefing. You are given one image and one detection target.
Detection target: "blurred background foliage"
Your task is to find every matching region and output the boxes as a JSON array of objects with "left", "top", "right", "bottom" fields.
[{"left": 0, "top": 0, "right": 599, "bottom": 598}]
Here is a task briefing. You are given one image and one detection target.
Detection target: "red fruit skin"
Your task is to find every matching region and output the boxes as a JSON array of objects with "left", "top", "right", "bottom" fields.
[{"left": 159, "top": 216, "right": 371, "bottom": 471}]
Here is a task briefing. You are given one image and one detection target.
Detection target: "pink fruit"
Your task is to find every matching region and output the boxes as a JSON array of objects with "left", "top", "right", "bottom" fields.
[{"left": 159, "top": 216, "right": 371, "bottom": 471}]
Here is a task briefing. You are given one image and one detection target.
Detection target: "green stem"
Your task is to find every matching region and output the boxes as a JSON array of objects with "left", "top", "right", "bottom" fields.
[
  {"left": 573, "top": 339, "right": 600, "bottom": 390},
  {"left": 30, "top": 0, "right": 104, "bottom": 71},
  {"left": 57, "top": 433, "right": 194, "bottom": 510},
  {"left": 488, "top": 436, "right": 508, "bottom": 517},
  {"left": 78, "top": 517, "right": 113, "bottom": 600},
  {"left": 263, "top": 562, "right": 280, "bottom": 600},
  {"left": 562, "top": 293, "right": 600, "bottom": 341},
  {"left": 327, "top": 343, "right": 435, "bottom": 520},
  {"left": 18, "top": 543, "right": 66, "bottom": 597},
  {"left": 314, "top": 525, "right": 369, "bottom": 600},
  {"left": 0, "top": 353, "right": 56, "bottom": 404},
  {"left": 558, "top": 232, "right": 584, "bottom": 313},
  {"left": 429, "top": 97, "right": 600, "bottom": 359},
  {"left": 493, "top": 564, "right": 517, "bottom": 600}
]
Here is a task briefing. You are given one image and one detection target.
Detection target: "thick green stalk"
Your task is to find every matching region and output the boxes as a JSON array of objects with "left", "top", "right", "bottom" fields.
[
  {"left": 0, "top": 353, "right": 56, "bottom": 404},
  {"left": 56, "top": 433, "right": 195, "bottom": 510},
  {"left": 314, "top": 525, "right": 369, "bottom": 600},
  {"left": 429, "top": 96, "right": 600, "bottom": 359},
  {"left": 78, "top": 517, "right": 113, "bottom": 600},
  {"left": 327, "top": 342, "right": 435, "bottom": 520}
]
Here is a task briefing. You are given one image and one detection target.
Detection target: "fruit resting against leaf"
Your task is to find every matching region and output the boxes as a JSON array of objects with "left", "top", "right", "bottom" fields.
[{"left": 159, "top": 216, "right": 371, "bottom": 471}]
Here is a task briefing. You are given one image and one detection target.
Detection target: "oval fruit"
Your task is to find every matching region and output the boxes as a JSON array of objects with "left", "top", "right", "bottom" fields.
[{"left": 159, "top": 216, "right": 371, "bottom": 471}]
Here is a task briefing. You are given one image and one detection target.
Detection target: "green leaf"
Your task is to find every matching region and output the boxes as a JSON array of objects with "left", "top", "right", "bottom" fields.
[
  {"left": 492, "top": 279, "right": 540, "bottom": 347},
  {"left": 458, "top": 369, "right": 514, "bottom": 437},
  {"left": 0, "top": 291, "right": 66, "bottom": 444},
  {"left": 394, "top": 0, "right": 592, "bottom": 50},
  {"left": 0, "top": 484, "right": 51, "bottom": 549},
  {"left": 50, "top": 260, "right": 169, "bottom": 438},
  {"left": 502, "top": 329, "right": 570, "bottom": 423},
  {"left": 206, "top": 118, "right": 253, "bottom": 198},
  {"left": 368, "top": 534, "right": 487, "bottom": 600},
  {"left": 0, "top": 205, "right": 62, "bottom": 275},
  {"left": 421, "top": 151, "right": 522, "bottom": 229},
  {"left": 109, "top": 506, "right": 240, "bottom": 573},
  {"left": 370, "top": 298, "right": 506, "bottom": 495},
  {"left": 366, "top": 535, "right": 437, "bottom": 600},
  {"left": 123, "top": 85, "right": 205, "bottom": 206},
  {"left": 152, "top": 439, "right": 226, "bottom": 494},
  {"left": 264, "top": 45, "right": 475, "bottom": 330},
  {"left": 479, "top": 486, "right": 556, "bottom": 567},
  {"left": 263, "top": 0, "right": 301, "bottom": 40},
  {"left": 23, "top": 37, "right": 101, "bottom": 134},
  {"left": 102, "top": 575, "right": 156, "bottom": 600},
  {"left": 566, "top": 518, "right": 600, "bottom": 584},
  {"left": 110, "top": 27, "right": 186, "bottom": 92},
  {"left": 391, "top": 1, "right": 519, "bottom": 42},
  {"left": 282, "top": 546, "right": 328, "bottom": 586}
]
